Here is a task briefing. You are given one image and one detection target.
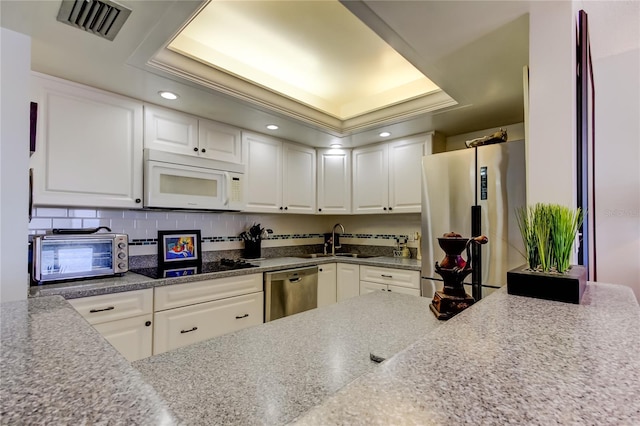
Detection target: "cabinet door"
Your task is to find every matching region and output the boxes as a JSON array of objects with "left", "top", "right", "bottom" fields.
[
  {"left": 93, "top": 314, "right": 153, "bottom": 362},
  {"left": 336, "top": 263, "right": 360, "bottom": 302},
  {"left": 283, "top": 143, "right": 316, "bottom": 214},
  {"left": 153, "top": 292, "right": 263, "bottom": 354},
  {"left": 317, "top": 149, "right": 351, "bottom": 214},
  {"left": 242, "top": 132, "right": 283, "bottom": 213},
  {"left": 30, "top": 73, "right": 143, "bottom": 208},
  {"left": 317, "top": 263, "right": 337, "bottom": 308},
  {"left": 352, "top": 144, "right": 389, "bottom": 214},
  {"left": 198, "top": 118, "right": 242, "bottom": 163},
  {"left": 359, "top": 281, "right": 387, "bottom": 295},
  {"left": 388, "top": 136, "right": 426, "bottom": 213},
  {"left": 143, "top": 104, "right": 198, "bottom": 156}
]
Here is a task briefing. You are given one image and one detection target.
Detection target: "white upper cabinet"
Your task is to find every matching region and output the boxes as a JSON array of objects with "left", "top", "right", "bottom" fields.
[
  {"left": 352, "top": 144, "right": 389, "bottom": 214},
  {"left": 144, "top": 104, "right": 197, "bottom": 154},
  {"left": 30, "top": 73, "right": 144, "bottom": 209},
  {"left": 243, "top": 132, "right": 283, "bottom": 213},
  {"left": 352, "top": 132, "right": 443, "bottom": 214},
  {"left": 243, "top": 132, "right": 316, "bottom": 214},
  {"left": 144, "top": 104, "right": 242, "bottom": 163},
  {"left": 283, "top": 143, "right": 316, "bottom": 214},
  {"left": 198, "top": 118, "right": 242, "bottom": 163},
  {"left": 317, "top": 149, "right": 351, "bottom": 214},
  {"left": 388, "top": 137, "right": 428, "bottom": 213}
]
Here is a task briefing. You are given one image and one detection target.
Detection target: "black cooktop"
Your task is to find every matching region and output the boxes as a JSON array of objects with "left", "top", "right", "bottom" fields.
[{"left": 130, "top": 258, "right": 258, "bottom": 279}]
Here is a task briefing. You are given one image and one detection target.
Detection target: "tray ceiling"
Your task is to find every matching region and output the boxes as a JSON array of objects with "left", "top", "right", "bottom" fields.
[{"left": 167, "top": 1, "right": 451, "bottom": 122}]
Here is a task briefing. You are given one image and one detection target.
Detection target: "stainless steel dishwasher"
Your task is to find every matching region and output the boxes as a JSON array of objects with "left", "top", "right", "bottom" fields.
[{"left": 265, "top": 266, "right": 318, "bottom": 322}]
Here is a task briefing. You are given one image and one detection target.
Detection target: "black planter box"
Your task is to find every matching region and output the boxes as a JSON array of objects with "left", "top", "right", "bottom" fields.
[{"left": 507, "top": 264, "right": 587, "bottom": 304}]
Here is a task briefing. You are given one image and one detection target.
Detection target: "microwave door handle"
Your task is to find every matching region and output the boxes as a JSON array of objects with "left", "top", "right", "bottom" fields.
[{"left": 224, "top": 172, "right": 230, "bottom": 206}]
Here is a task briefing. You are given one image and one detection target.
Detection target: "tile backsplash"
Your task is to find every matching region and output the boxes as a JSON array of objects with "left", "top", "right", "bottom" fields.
[{"left": 29, "top": 207, "right": 422, "bottom": 256}]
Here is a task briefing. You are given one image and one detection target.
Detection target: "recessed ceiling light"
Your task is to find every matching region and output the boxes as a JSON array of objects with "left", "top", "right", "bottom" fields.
[
  {"left": 330, "top": 143, "right": 343, "bottom": 148},
  {"left": 379, "top": 131, "right": 391, "bottom": 137},
  {"left": 266, "top": 124, "right": 279, "bottom": 130},
  {"left": 159, "top": 91, "right": 179, "bottom": 100}
]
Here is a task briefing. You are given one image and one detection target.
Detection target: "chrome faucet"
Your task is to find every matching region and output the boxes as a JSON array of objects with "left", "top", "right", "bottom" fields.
[{"left": 331, "top": 223, "right": 345, "bottom": 256}]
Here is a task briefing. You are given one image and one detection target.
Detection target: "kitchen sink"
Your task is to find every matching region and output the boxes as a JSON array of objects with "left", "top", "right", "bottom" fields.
[{"left": 295, "top": 253, "right": 378, "bottom": 259}]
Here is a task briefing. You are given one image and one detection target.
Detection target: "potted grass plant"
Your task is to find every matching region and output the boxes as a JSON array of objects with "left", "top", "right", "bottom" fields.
[{"left": 507, "top": 203, "right": 587, "bottom": 303}]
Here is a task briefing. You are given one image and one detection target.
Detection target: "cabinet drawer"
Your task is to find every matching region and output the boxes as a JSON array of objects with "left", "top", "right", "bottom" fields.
[
  {"left": 154, "top": 273, "right": 262, "bottom": 311},
  {"left": 68, "top": 289, "right": 153, "bottom": 325},
  {"left": 93, "top": 314, "right": 153, "bottom": 362},
  {"left": 387, "top": 285, "right": 421, "bottom": 297},
  {"left": 359, "top": 266, "right": 420, "bottom": 289},
  {"left": 360, "top": 281, "right": 387, "bottom": 294},
  {"left": 360, "top": 281, "right": 421, "bottom": 297},
  {"left": 153, "top": 292, "right": 263, "bottom": 354}
]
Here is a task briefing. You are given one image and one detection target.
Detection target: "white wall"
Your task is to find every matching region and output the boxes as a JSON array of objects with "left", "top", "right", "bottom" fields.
[
  {"left": 527, "top": 1, "right": 577, "bottom": 207},
  {"left": 528, "top": 1, "right": 640, "bottom": 299},
  {"left": 582, "top": 1, "right": 640, "bottom": 298},
  {"left": 0, "top": 28, "right": 31, "bottom": 302}
]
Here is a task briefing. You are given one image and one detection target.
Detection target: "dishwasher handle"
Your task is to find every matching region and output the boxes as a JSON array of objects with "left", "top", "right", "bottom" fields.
[{"left": 289, "top": 277, "right": 302, "bottom": 283}]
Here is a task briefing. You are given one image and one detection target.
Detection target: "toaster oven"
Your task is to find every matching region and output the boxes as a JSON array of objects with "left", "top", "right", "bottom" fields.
[{"left": 31, "top": 233, "right": 128, "bottom": 283}]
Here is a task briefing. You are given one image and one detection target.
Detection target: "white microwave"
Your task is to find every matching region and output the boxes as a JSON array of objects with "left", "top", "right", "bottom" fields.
[{"left": 144, "top": 149, "right": 245, "bottom": 211}]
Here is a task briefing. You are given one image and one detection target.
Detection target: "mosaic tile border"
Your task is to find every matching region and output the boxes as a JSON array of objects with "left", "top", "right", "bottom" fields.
[{"left": 127, "top": 233, "right": 409, "bottom": 246}]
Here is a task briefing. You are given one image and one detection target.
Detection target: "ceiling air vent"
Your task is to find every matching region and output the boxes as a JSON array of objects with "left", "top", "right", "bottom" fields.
[{"left": 57, "top": 0, "right": 132, "bottom": 41}]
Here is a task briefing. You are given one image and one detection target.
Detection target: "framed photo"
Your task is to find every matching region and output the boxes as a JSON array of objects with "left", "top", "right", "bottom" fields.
[{"left": 157, "top": 230, "right": 201, "bottom": 266}]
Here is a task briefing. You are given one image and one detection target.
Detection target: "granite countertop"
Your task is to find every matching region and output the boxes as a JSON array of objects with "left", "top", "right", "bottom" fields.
[
  {"left": 0, "top": 296, "right": 177, "bottom": 425},
  {"left": 133, "top": 291, "right": 439, "bottom": 425},
  {"left": 294, "top": 283, "right": 640, "bottom": 425},
  {"left": 29, "top": 255, "right": 421, "bottom": 299},
  {"left": 5, "top": 280, "right": 638, "bottom": 425}
]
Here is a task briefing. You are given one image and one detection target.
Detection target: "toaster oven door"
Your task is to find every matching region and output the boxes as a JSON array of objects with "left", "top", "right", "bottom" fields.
[{"left": 33, "top": 237, "right": 117, "bottom": 283}]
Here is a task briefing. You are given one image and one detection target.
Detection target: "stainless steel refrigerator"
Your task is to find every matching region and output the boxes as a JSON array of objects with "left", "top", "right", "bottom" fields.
[{"left": 421, "top": 140, "right": 526, "bottom": 300}]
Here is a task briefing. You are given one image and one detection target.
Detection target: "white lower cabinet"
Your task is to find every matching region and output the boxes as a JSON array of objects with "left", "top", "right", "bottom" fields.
[
  {"left": 359, "top": 265, "right": 421, "bottom": 297},
  {"left": 317, "top": 263, "right": 337, "bottom": 308},
  {"left": 93, "top": 314, "right": 153, "bottom": 362},
  {"left": 336, "top": 263, "right": 360, "bottom": 302},
  {"left": 68, "top": 289, "right": 153, "bottom": 362},
  {"left": 152, "top": 273, "right": 263, "bottom": 355},
  {"left": 153, "top": 292, "right": 263, "bottom": 354}
]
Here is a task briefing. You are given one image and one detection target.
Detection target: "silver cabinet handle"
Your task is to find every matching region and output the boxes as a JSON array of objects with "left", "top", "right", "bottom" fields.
[
  {"left": 180, "top": 327, "right": 198, "bottom": 334},
  {"left": 235, "top": 314, "right": 249, "bottom": 319},
  {"left": 89, "top": 306, "right": 115, "bottom": 313},
  {"left": 381, "top": 274, "right": 393, "bottom": 278}
]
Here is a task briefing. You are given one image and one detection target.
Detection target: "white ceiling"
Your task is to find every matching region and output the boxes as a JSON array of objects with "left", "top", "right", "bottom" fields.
[{"left": 0, "top": 0, "right": 531, "bottom": 148}]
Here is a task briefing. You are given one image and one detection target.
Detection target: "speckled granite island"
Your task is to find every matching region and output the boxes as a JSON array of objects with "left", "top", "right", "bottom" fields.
[
  {"left": 294, "top": 283, "right": 640, "bottom": 425},
  {"left": 3, "top": 279, "right": 639, "bottom": 425},
  {"left": 133, "top": 291, "right": 438, "bottom": 425}
]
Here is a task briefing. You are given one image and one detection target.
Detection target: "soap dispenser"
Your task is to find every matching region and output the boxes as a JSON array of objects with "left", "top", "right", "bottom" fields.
[{"left": 401, "top": 239, "right": 411, "bottom": 258}]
